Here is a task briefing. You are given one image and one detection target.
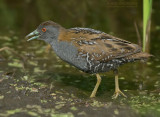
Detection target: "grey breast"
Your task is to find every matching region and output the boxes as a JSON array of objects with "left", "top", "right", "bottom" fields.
[{"left": 50, "top": 40, "right": 88, "bottom": 71}]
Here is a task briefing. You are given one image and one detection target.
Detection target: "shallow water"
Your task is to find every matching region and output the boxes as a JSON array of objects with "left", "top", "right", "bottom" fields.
[{"left": 0, "top": 0, "right": 160, "bottom": 117}]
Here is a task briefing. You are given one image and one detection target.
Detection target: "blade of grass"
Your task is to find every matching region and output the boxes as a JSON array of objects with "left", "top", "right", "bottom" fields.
[{"left": 143, "top": 0, "right": 152, "bottom": 52}]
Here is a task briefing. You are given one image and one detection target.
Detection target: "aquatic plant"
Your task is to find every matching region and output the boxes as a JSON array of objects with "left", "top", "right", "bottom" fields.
[{"left": 143, "top": 0, "right": 152, "bottom": 52}]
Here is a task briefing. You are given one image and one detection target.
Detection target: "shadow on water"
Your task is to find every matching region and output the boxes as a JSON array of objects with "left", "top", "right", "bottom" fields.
[{"left": 0, "top": 0, "right": 160, "bottom": 117}]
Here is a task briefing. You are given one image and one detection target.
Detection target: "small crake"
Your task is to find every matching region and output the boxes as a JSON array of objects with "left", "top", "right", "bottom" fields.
[{"left": 26, "top": 21, "right": 151, "bottom": 99}]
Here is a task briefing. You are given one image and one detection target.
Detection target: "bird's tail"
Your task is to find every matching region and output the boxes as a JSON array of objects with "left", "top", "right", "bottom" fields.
[{"left": 127, "top": 52, "right": 153, "bottom": 62}]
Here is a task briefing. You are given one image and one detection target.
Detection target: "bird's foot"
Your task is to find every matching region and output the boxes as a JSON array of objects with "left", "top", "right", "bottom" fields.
[
  {"left": 90, "top": 94, "right": 95, "bottom": 98},
  {"left": 112, "top": 89, "right": 127, "bottom": 99},
  {"left": 90, "top": 91, "right": 96, "bottom": 98}
]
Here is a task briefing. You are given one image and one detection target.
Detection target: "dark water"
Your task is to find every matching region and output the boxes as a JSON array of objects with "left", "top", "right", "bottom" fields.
[{"left": 0, "top": 0, "right": 159, "bottom": 117}]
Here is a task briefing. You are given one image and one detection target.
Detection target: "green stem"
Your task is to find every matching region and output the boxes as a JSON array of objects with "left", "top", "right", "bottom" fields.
[{"left": 143, "top": 0, "right": 152, "bottom": 52}]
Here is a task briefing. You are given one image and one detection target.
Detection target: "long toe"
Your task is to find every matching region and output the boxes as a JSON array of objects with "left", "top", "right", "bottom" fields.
[{"left": 112, "top": 90, "right": 127, "bottom": 99}]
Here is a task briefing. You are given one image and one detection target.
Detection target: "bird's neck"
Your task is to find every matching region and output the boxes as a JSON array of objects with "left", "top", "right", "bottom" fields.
[{"left": 49, "top": 35, "right": 78, "bottom": 63}]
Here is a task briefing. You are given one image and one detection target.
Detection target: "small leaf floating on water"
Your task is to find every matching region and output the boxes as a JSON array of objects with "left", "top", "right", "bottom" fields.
[
  {"left": 70, "top": 106, "right": 78, "bottom": 111},
  {"left": 50, "top": 93, "right": 56, "bottom": 96},
  {"left": 155, "top": 65, "right": 160, "bottom": 68},
  {"left": 0, "top": 95, "right": 4, "bottom": 100},
  {"left": 114, "top": 109, "right": 119, "bottom": 115},
  {"left": 8, "top": 61, "right": 23, "bottom": 68},
  {"left": 30, "top": 88, "right": 38, "bottom": 92}
]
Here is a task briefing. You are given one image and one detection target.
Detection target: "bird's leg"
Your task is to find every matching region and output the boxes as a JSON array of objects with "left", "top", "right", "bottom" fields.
[
  {"left": 90, "top": 74, "right": 101, "bottom": 98},
  {"left": 112, "top": 69, "right": 127, "bottom": 99}
]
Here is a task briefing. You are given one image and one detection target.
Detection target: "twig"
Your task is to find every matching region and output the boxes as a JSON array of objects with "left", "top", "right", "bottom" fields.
[
  {"left": 134, "top": 21, "right": 142, "bottom": 47},
  {"left": 0, "top": 47, "right": 26, "bottom": 60}
]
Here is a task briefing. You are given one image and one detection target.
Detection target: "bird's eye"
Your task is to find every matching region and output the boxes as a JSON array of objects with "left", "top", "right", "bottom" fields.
[{"left": 42, "top": 28, "right": 46, "bottom": 32}]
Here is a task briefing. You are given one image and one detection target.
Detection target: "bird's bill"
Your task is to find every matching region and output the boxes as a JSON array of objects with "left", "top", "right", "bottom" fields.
[{"left": 26, "top": 30, "right": 40, "bottom": 41}]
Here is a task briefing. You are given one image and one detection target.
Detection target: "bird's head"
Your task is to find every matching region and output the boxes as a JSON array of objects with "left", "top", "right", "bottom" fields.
[{"left": 26, "top": 21, "right": 62, "bottom": 43}]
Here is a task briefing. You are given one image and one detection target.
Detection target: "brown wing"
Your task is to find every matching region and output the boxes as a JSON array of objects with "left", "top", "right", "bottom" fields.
[{"left": 58, "top": 27, "right": 142, "bottom": 62}]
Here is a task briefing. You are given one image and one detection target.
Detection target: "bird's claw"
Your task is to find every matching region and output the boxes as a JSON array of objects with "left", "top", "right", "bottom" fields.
[{"left": 112, "top": 89, "right": 127, "bottom": 99}]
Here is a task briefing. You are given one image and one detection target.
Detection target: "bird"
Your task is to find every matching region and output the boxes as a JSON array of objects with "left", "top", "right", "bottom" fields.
[{"left": 26, "top": 21, "right": 152, "bottom": 99}]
